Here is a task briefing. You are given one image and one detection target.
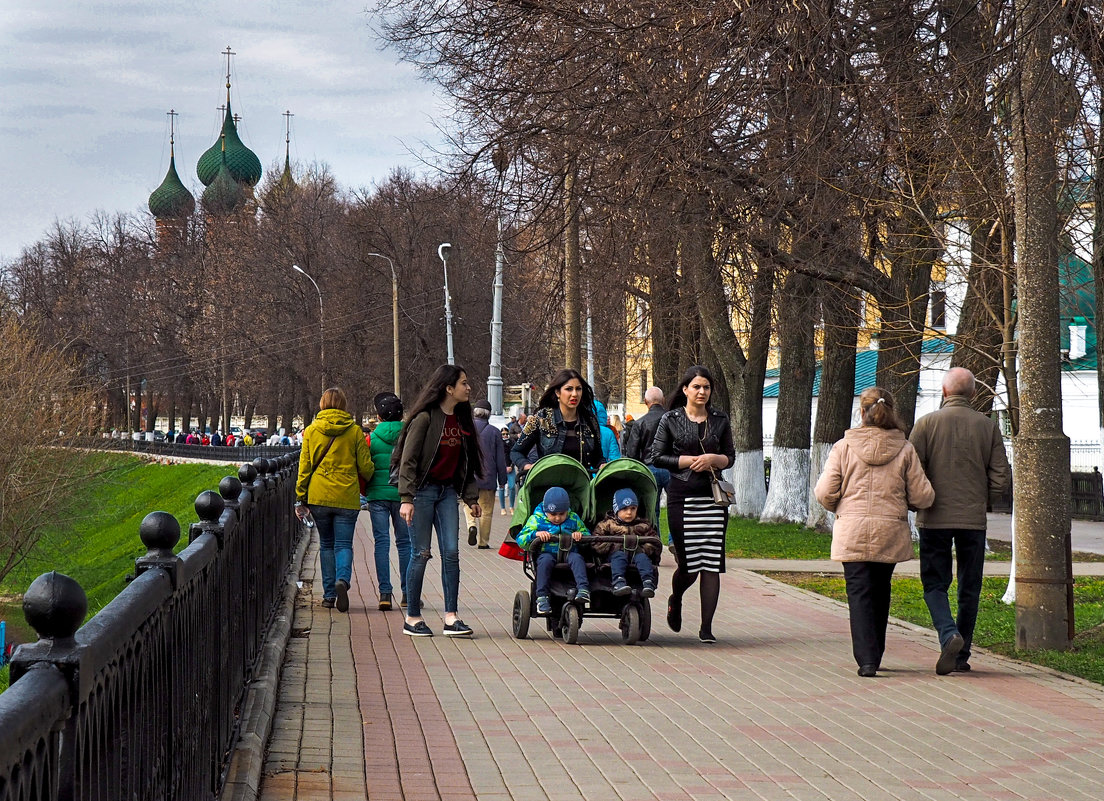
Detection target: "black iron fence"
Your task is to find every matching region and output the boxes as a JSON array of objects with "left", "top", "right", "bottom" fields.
[
  {"left": 83, "top": 437, "right": 297, "bottom": 462},
  {"left": 0, "top": 453, "right": 302, "bottom": 801},
  {"left": 990, "top": 469, "right": 1104, "bottom": 521}
]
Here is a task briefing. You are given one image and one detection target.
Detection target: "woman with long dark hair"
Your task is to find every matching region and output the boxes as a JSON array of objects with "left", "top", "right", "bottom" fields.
[
  {"left": 395, "top": 364, "right": 484, "bottom": 637},
  {"left": 510, "top": 368, "right": 603, "bottom": 475},
  {"left": 814, "top": 387, "right": 934, "bottom": 677},
  {"left": 648, "top": 366, "right": 736, "bottom": 643}
]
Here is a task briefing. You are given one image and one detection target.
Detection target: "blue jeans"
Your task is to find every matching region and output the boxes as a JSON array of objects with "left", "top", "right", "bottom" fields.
[
  {"left": 368, "top": 500, "right": 411, "bottom": 596},
  {"left": 535, "top": 550, "right": 588, "bottom": 598},
  {"left": 499, "top": 471, "right": 517, "bottom": 509},
  {"left": 610, "top": 550, "right": 655, "bottom": 585},
  {"left": 648, "top": 466, "right": 671, "bottom": 539},
  {"left": 312, "top": 505, "right": 359, "bottom": 600},
  {"left": 919, "top": 528, "right": 986, "bottom": 663},
  {"left": 406, "top": 484, "right": 460, "bottom": 617}
]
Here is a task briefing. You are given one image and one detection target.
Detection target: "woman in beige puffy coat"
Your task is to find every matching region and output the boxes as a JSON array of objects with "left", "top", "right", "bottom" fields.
[{"left": 814, "top": 387, "right": 935, "bottom": 678}]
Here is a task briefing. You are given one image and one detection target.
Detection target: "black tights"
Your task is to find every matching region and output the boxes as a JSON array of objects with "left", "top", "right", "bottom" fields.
[{"left": 671, "top": 568, "right": 721, "bottom": 632}]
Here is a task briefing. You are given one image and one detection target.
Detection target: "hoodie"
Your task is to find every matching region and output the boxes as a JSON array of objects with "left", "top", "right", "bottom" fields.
[
  {"left": 296, "top": 408, "right": 375, "bottom": 510},
  {"left": 813, "top": 426, "right": 935, "bottom": 563},
  {"left": 363, "top": 420, "right": 403, "bottom": 502},
  {"left": 592, "top": 400, "right": 622, "bottom": 462}
]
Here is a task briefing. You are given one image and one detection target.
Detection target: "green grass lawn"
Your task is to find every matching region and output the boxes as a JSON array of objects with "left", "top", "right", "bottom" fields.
[
  {"left": 765, "top": 572, "right": 1104, "bottom": 685},
  {"left": 1, "top": 454, "right": 237, "bottom": 692}
]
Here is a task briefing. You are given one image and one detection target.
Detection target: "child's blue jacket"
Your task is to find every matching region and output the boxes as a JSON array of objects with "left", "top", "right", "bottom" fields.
[{"left": 515, "top": 503, "right": 590, "bottom": 555}]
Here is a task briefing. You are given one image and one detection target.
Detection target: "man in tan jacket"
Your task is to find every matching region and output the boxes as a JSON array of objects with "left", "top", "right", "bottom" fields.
[{"left": 909, "top": 368, "right": 1011, "bottom": 675}]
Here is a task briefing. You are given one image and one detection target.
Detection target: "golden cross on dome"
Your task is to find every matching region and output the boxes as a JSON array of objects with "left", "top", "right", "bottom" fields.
[{"left": 223, "top": 45, "right": 236, "bottom": 89}]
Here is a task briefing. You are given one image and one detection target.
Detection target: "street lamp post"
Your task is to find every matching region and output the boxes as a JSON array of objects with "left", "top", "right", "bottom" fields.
[
  {"left": 487, "top": 146, "right": 508, "bottom": 415},
  {"left": 292, "top": 264, "right": 325, "bottom": 390},
  {"left": 367, "top": 252, "right": 401, "bottom": 396},
  {"left": 438, "top": 243, "right": 456, "bottom": 365}
]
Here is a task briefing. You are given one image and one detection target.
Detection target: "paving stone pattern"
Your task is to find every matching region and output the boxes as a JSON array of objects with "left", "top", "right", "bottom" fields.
[{"left": 261, "top": 511, "right": 1104, "bottom": 800}]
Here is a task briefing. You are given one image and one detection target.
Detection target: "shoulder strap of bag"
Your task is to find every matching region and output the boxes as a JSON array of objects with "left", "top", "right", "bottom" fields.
[{"left": 303, "top": 435, "right": 338, "bottom": 498}]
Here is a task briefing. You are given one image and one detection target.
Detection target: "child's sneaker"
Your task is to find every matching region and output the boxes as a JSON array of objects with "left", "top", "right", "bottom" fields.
[
  {"left": 577, "top": 588, "right": 591, "bottom": 606},
  {"left": 536, "top": 596, "right": 551, "bottom": 614},
  {"left": 612, "top": 579, "right": 631, "bottom": 596},
  {"left": 641, "top": 579, "right": 656, "bottom": 598}
]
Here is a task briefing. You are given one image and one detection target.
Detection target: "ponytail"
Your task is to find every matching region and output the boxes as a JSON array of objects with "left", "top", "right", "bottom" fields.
[{"left": 859, "top": 387, "right": 904, "bottom": 431}]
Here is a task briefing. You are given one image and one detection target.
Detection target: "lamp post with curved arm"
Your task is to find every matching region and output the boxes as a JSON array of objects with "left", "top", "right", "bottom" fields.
[
  {"left": 367, "top": 252, "right": 401, "bottom": 395},
  {"left": 438, "top": 243, "right": 456, "bottom": 365},
  {"left": 292, "top": 264, "right": 325, "bottom": 391}
]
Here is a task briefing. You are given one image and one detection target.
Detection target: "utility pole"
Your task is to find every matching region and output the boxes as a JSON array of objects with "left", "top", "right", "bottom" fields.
[
  {"left": 439, "top": 243, "right": 456, "bottom": 365},
  {"left": 1010, "top": 1, "right": 1072, "bottom": 650},
  {"left": 488, "top": 146, "right": 509, "bottom": 415},
  {"left": 367, "top": 252, "right": 401, "bottom": 395}
]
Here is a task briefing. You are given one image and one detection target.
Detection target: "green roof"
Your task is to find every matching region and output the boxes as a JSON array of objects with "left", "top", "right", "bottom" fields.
[
  {"left": 148, "top": 151, "right": 195, "bottom": 218},
  {"left": 201, "top": 153, "right": 244, "bottom": 214},
  {"left": 765, "top": 337, "right": 954, "bottom": 398},
  {"left": 196, "top": 97, "right": 262, "bottom": 187}
]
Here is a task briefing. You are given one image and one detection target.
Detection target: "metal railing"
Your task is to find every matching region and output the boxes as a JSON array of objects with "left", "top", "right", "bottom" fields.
[
  {"left": 0, "top": 453, "right": 302, "bottom": 801},
  {"left": 85, "top": 437, "right": 298, "bottom": 462}
]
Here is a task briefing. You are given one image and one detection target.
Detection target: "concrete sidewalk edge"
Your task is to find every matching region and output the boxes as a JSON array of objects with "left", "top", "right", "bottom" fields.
[
  {"left": 220, "top": 527, "right": 312, "bottom": 801},
  {"left": 742, "top": 567, "right": 1104, "bottom": 691}
]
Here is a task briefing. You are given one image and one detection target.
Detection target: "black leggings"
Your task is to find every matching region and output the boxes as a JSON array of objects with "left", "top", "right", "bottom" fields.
[{"left": 670, "top": 568, "right": 721, "bottom": 633}]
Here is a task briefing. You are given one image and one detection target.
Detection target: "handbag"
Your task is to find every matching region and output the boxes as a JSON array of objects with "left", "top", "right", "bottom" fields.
[
  {"left": 697, "top": 416, "right": 734, "bottom": 507},
  {"left": 709, "top": 470, "right": 736, "bottom": 507}
]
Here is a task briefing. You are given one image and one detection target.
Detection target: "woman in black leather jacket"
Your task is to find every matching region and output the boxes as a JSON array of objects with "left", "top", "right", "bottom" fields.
[
  {"left": 510, "top": 368, "right": 603, "bottom": 476},
  {"left": 649, "top": 365, "right": 735, "bottom": 643}
]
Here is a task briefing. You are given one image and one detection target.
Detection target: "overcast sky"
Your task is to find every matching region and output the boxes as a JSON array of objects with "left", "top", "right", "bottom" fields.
[{"left": 0, "top": 0, "right": 448, "bottom": 260}]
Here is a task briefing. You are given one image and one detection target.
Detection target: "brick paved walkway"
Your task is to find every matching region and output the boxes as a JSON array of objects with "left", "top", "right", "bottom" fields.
[{"left": 260, "top": 511, "right": 1104, "bottom": 801}]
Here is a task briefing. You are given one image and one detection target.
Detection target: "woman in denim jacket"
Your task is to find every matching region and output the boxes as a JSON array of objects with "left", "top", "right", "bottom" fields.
[{"left": 510, "top": 368, "right": 603, "bottom": 477}]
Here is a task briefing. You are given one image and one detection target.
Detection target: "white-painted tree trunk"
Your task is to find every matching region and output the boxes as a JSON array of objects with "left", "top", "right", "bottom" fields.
[
  {"left": 805, "top": 440, "right": 835, "bottom": 531},
  {"left": 1002, "top": 506, "right": 1016, "bottom": 604},
  {"left": 728, "top": 449, "right": 766, "bottom": 518},
  {"left": 761, "top": 447, "right": 810, "bottom": 524}
]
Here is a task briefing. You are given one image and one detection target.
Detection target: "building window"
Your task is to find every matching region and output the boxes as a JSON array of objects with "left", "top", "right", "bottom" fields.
[{"left": 930, "top": 288, "right": 946, "bottom": 330}]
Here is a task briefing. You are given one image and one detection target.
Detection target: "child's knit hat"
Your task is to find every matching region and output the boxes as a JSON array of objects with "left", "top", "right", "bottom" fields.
[
  {"left": 542, "top": 486, "right": 570, "bottom": 514},
  {"left": 613, "top": 488, "right": 639, "bottom": 511}
]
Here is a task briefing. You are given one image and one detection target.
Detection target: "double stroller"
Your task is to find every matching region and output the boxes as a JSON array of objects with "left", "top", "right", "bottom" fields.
[{"left": 503, "top": 455, "right": 661, "bottom": 645}]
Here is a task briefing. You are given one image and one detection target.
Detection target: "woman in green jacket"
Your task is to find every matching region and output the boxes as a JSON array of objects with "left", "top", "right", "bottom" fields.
[{"left": 296, "top": 387, "right": 374, "bottom": 612}]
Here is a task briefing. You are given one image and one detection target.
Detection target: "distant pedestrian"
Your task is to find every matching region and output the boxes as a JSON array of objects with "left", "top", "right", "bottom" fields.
[
  {"left": 815, "top": 387, "right": 934, "bottom": 678},
  {"left": 296, "top": 387, "right": 375, "bottom": 613},
  {"left": 363, "top": 392, "right": 413, "bottom": 611},
  {"left": 909, "top": 367, "right": 1010, "bottom": 675},
  {"left": 465, "top": 399, "right": 508, "bottom": 549},
  {"left": 395, "top": 364, "right": 483, "bottom": 638},
  {"left": 625, "top": 386, "right": 670, "bottom": 538},
  {"left": 498, "top": 428, "right": 517, "bottom": 515},
  {"left": 649, "top": 366, "right": 735, "bottom": 644},
  {"left": 593, "top": 400, "right": 622, "bottom": 462}
]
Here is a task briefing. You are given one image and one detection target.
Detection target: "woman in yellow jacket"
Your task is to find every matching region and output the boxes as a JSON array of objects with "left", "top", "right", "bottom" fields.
[{"left": 296, "top": 387, "right": 374, "bottom": 612}]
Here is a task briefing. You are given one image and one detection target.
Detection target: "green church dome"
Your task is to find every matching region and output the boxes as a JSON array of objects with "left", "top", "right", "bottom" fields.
[
  {"left": 201, "top": 149, "right": 245, "bottom": 214},
  {"left": 148, "top": 150, "right": 195, "bottom": 218},
  {"left": 196, "top": 97, "right": 262, "bottom": 187}
]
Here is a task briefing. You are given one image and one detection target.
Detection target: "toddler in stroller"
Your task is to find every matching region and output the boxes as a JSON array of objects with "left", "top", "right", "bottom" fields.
[
  {"left": 515, "top": 487, "right": 591, "bottom": 615},
  {"left": 592, "top": 488, "right": 659, "bottom": 598}
]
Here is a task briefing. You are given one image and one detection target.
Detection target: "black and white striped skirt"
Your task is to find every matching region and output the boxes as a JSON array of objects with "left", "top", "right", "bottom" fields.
[{"left": 669, "top": 495, "right": 727, "bottom": 573}]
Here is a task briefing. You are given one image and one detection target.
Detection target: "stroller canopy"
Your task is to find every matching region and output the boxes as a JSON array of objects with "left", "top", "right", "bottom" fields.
[
  {"left": 589, "top": 458, "right": 658, "bottom": 528},
  {"left": 509, "top": 454, "right": 594, "bottom": 534}
]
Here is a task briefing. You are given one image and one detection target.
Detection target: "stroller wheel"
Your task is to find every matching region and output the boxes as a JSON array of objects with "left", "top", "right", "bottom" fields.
[
  {"left": 639, "top": 598, "right": 652, "bottom": 642},
  {"left": 512, "top": 591, "right": 531, "bottom": 639},
  {"left": 562, "top": 603, "right": 581, "bottom": 644},
  {"left": 620, "top": 604, "right": 641, "bottom": 645}
]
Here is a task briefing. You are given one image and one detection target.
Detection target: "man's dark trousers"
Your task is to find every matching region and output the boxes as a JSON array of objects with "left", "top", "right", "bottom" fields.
[
  {"left": 842, "top": 561, "right": 895, "bottom": 668},
  {"left": 919, "top": 528, "right": 986, "bottom": 664}
]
